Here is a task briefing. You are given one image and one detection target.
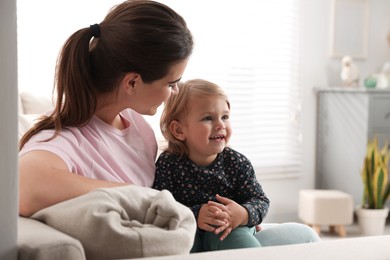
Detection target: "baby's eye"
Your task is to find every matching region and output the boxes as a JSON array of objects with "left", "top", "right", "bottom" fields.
[
  {"left": 202, "top": 116, "right": 213, "bottom": 121},
  {"left": 222, "top": 115, "right": 229, "bottom": 120}
]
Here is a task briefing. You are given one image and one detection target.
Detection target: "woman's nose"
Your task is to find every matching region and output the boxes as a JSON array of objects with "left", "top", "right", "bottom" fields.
[{"left": 171, "top": 83, "right": 179, "bottom": 94}]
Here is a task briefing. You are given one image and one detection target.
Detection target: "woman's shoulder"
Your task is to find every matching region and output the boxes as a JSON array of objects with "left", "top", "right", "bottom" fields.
[
  {"left": 122, "top": 109, "right": 154, "bottom": 133},
  {"left": 122, "top": 109, "right": 148, "bottom": 123}
]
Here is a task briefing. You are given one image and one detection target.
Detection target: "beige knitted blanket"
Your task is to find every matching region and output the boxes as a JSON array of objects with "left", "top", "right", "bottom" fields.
[{"left": 32, "top": 185, "right": 196, "bottom": 260}]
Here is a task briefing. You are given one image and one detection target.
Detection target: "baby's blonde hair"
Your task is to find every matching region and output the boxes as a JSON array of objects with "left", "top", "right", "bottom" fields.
[{"left": 160, "top": 79, "right": 230, "bottom": 157}]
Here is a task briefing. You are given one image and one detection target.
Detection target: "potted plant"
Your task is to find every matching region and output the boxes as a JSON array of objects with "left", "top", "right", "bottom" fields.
[{"left": 355, "top": 137, "right": 390, "bottom": 236}]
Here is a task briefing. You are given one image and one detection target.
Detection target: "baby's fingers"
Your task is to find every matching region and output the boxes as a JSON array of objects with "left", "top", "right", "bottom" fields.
[
  {"left": 213, "top": 217, "right": 231, "bottom": 235},
  {"left": 208, "top": 201, "right": 228, "bottom": 212},
  {"left": 198, "top": 222, "right": 216, "bottom": 232},
  {"left": 219, "top": 226, "right": 233, "bottom": 241},
  {"left": 205, "top": 216, "right": 227, "bottom": 228},
  {"left": 207, "top": 205, "right": 229, "bottom": 220}
]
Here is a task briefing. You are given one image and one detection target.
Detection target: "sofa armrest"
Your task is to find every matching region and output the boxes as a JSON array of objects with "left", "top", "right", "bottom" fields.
[{"left": 18, "top": 217, "right": 85, "bottom": 260}]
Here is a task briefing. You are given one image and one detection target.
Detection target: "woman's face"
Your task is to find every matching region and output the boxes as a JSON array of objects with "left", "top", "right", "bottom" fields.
[{"left": 133, "top": 59, "right": 189, "bottom": 115}]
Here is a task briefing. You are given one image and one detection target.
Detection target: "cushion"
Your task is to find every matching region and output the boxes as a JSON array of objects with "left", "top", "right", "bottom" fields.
[
  {"left": 18, "top": 114, "right": 40, "bottom": 140},
  {"left": 19, "top": 92, "right": 52, "bottom": 114},
  {"left": 18, "top": 92, "right": 52, "bottom": 140},
  {"left": 18, "top": 217, "right": 85, "bottom": 260}
]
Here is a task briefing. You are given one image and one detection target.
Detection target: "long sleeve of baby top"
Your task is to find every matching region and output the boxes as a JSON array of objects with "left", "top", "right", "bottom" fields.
[{"left": 153, "top": 147, "right": 270, "bottom": 226}]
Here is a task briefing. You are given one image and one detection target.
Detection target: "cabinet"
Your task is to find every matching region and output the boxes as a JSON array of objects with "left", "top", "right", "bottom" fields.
[{"left": 316, "top": 88, "right": 390, "bottom": 207}]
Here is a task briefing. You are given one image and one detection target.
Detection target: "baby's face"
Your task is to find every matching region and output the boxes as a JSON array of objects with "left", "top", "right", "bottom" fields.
[{"left": 180, "top": 95, "right": 231, "bottom": 166}]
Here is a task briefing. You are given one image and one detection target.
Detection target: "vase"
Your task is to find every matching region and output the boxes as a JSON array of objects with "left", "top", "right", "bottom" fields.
[{"left": 355, "top": 207, "right": 389, "bottom": 236}]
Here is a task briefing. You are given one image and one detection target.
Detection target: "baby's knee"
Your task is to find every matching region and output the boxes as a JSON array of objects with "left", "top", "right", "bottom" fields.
[{"left": 283, "top": 222, "right": 321, "bottom": 242}]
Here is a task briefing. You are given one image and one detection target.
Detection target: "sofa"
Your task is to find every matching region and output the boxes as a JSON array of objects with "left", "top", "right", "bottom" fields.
[
  {"left": 17, "top": 92, "right": 390, "bottom": 259},
  {"left": 17, "top": 216, "right": 390, "bottom": 260}
]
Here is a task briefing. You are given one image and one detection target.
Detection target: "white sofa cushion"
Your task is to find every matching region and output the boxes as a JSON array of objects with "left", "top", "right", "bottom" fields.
[
  {"left": 18, "top": 217, "right": 85, "bottom": 260},
  {"left": 18, "top": 92, "right": 53, "bottom": 140},
  {"left": 19, "top": 91, "right": 52, "bottom": 114}
]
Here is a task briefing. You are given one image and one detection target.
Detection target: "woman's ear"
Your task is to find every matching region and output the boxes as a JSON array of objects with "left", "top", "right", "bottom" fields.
[
  {"left": 169, "top": 120, "right": 186, "bottom": 141},
  {"left": 122, "top": 72, "right": 140, "bottom": 94}
]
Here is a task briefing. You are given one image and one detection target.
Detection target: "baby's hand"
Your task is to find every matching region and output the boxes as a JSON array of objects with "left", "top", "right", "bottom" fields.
[
  {"left": 214, "top": 194, "right": 249, "bottom": 241},
  {"left": 256, "top": 225, "right": 262, "bottom": 232},
  {"left": 197, "top": 203, "right": 229, "bottom": 232}
]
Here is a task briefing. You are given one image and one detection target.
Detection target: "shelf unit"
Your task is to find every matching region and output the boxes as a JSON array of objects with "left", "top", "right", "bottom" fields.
[{"left": 315, "top": 87, "right": 390, "bottom": 206}]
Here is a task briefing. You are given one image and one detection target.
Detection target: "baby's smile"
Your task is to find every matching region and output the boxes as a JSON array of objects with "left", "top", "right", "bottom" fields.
[{"left": 209, "top": 135, "right": 225, "bottom": 142}]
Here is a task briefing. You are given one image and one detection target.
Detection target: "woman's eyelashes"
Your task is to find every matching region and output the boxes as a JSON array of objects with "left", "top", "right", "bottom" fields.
[{"left": 168, "top": 82, "right": 178, "bottom": 88}]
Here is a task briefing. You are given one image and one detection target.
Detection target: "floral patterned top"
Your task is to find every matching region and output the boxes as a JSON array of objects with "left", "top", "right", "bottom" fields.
[{"left": 152, "top": 147, "right": 270, "bottom": 226}]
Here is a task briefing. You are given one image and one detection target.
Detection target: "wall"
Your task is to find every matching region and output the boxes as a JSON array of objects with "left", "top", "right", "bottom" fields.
[
  {"left": 0, "top": 0, "right": 18, "bottom": 259},
  {"left": 263, "top": 0, "right": 390, "bottom": 222}
]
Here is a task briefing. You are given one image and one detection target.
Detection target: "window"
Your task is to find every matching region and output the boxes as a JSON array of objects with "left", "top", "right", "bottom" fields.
[
  {"left": 164, "top": 0, "right": 303, "bottom": 176},
  {"left": 17, "top": 0, "right": 302, "bottom": 176}
]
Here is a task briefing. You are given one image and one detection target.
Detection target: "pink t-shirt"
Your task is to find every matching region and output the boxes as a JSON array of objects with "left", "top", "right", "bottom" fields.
[{"left": 19, "top": 109, "right": 157, "bottom": 187}]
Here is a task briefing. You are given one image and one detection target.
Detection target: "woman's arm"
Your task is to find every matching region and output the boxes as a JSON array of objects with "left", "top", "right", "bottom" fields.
[{"left": 19, "top": 150, "right": 128, "bottom": 217}]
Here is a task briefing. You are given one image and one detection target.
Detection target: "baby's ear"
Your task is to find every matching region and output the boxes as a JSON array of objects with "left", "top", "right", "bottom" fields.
[{"left": 169, "top": 120, "right": 186, "bottom": 141}]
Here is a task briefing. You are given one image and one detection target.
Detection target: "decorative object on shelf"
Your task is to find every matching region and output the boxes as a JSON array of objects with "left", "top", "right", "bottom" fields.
[
  {"left": 383, "top": 62, "right": 390, "bottom": 75},
  {"left": 376, "top": 73, "right": 390, "bottom": 89},
  {"left": 356, "top": 137, "right": 389, "bottom": 236},
  {"left": 376, "top": 62, "right": 390, "bottom": 89},
  {"left": 341, "top": 55, "right": 359, "bottom": 87},
  {"left": 363, "top": 63, "right": 390, "bottom": 89},
  {"left": 363, "top": 75, "right": 377, "bottom": 89}
]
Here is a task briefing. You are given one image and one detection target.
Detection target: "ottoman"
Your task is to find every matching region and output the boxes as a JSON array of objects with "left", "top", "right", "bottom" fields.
[{"left": 298, "top": 189, "right": 354, "bottom": 237}]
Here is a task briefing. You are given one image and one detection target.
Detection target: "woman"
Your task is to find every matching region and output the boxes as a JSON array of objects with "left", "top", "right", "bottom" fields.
[{"left": 18, "top": 0, "right": 193, "bottom": 217}]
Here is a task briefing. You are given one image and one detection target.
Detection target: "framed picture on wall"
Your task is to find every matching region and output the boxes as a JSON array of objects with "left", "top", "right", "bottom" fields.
[{"left": 330, "top": 0, "right": 369, "bottom": 59}]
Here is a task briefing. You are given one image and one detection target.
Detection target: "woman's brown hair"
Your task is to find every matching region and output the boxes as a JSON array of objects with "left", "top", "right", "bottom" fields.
[
  {"left": 19, "top": 0, "right": 193, "bottom": 149},
  {"left": 160, "top": 79, "right": 230, "bottom": 157}
]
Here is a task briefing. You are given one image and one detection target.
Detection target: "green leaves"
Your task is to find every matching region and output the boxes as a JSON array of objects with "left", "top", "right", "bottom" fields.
[{"left": 361, "top": 137, "right": 389, "bottom": 209}]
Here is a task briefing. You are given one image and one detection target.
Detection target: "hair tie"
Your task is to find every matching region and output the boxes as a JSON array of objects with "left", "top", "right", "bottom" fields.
[{"left": 90, "top": 24, "right": 100, "bottom": 38}]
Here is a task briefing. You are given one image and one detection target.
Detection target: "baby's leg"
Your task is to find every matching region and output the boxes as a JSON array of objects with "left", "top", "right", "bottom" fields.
[
  {"left": 254, "top": 222, "right": 320, "bottom": 246},
  {"left": 203, "top": 226, "right": 261, "bottom": 251}
]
